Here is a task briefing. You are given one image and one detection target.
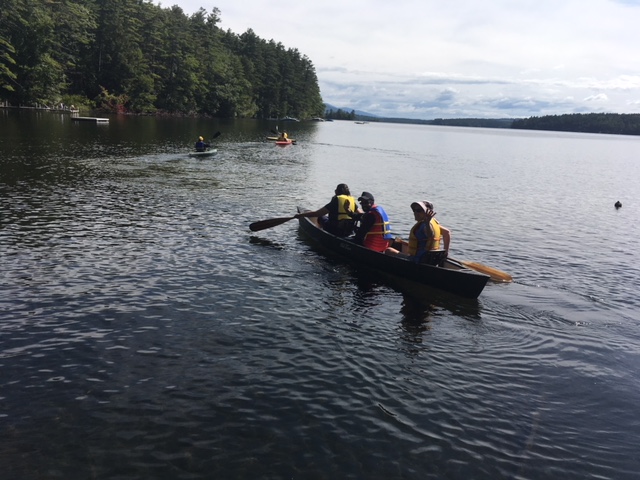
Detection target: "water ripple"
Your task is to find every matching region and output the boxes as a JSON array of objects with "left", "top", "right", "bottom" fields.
[{"left": 3, "top": 119, "right": 640, "bottom": 479}]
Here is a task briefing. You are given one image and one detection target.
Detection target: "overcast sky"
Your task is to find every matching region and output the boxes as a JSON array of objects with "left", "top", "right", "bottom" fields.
[{"left": 155, "top": 0, "right": 640, "bottom": 119}]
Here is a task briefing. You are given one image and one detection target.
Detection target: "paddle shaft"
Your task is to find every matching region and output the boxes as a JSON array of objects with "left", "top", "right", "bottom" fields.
[{"left": 249, "top": 216, "right": 296, "bottom": 232}]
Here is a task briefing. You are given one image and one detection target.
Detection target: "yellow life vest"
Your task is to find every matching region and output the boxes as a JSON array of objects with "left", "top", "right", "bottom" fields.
[
  {"left": 408, "top": 219, "right": 442, "bottom": 256},
  {"left": 336, "top": 195, "right": 356, "bottom": 221}
]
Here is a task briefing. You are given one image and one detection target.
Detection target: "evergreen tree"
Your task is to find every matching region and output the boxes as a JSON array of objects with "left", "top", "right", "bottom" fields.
[{"left": 0, "top": 0, "right": 325, "bottom": 118}]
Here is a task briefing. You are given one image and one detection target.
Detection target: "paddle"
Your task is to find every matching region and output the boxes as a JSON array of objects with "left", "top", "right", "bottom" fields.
[
  {"left": 249, "top": 216, "right": 296, "bottom": 232},
  {"left": 450, "top": 258, "right": 513, "bottom": 283}
]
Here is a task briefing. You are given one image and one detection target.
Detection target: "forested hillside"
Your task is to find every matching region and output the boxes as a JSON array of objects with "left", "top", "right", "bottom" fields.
[
  {"left": 0, "top": 0, "right": 325, "bottom": 118},
  {"left": 512, "top": 113, "right": 640, "bottom": 135},
  {"left": 349, "top": 113, "right": 640, "bottom": 136}
]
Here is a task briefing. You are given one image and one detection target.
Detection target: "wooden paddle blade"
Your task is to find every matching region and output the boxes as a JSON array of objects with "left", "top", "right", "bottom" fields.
[
  {"left": 457, "top": 259, "right": 513, "bottom": 283},
  {"left": 249, "top": 216, "right": 295, "bottom": 232}
]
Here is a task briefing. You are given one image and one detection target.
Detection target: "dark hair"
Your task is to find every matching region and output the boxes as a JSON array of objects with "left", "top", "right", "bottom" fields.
[{"left": 336, "top": 183, "right": 350, "bottom": 195}]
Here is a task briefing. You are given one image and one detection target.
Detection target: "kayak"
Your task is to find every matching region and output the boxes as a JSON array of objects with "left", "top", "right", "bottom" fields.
[
  {"left": 267, "top": 136, "right": 295, "bottom": 142},
  {"left": 188, "top": 149, "right": 218, "bottom": 157},
  {"left": 275, "top": 140, "right": 294, "bottom": 146},
  {"left": 296, "top": 207, "right": 490, "bottom": 299}
]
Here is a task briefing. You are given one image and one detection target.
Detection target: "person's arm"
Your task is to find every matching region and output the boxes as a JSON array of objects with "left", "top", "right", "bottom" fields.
[
  {"left": 296, "top": 197, "right": 334, "bottom": 219},
  {"left": 354, "top": 213, "right": 374, "bottom": 244},
  {"left": 423, "top": 208, "right": 438, "bottom": 246},
  {"left": 295, "top": 206, "right": 329, "bottom": 219},
  {"left": 342, "top": 199, "right": 363, "bottom": 220},
  {"left": 440, "top": 225, "right": 451, "bottom": 253}
]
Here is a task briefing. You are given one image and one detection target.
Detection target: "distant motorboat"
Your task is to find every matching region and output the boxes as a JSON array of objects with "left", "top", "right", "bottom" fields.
[{"left": 280, "top": 116, "right": 299, "bottom": 122}]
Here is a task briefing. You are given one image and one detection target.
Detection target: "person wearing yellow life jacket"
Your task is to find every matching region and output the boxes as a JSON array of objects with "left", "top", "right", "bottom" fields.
[
  {"left": 354, "top": 191, "right": 394, "bottom": 252},
  {"left": 294, "top": 183, "right": 359, "bottom": 237},
  {"left": 385, "top": 200, "right": 451, "bottom": 264}
]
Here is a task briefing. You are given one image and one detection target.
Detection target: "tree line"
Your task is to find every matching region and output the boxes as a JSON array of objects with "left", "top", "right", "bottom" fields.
[
  {"left": 0, "top": 0, "right": 325, "bottom": 119},
  {"left": 511, "top": 113, "right": 640, "bottom": 135},
  {"left": 353, "top": 113, "right": 640, "bottom": 136},
  {"left": 326, "top": 108, "right": 356, "bottom": 120}
]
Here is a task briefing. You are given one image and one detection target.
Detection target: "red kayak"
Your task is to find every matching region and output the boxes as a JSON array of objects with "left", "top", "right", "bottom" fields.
[{"left": 275, "top": 139, "right": 293, "bottom": 146}]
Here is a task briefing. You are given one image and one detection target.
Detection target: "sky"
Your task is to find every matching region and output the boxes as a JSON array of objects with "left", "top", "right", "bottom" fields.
[{"left": 154, "top": 0, "right": 640, "bottom": 119}]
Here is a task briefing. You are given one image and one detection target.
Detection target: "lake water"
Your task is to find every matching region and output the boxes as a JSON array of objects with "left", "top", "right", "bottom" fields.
[{"left": 1, "top": 110, "right": 639, "bottom": 479}]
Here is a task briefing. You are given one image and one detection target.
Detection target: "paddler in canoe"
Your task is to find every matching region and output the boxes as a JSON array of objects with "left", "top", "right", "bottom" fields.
[
  {"left": 352, "top": 191, "right": 395, "bottom": 253},
  {"left": 385, "top": 200, "right": 451, "bottom": 265},
  {"left": 294, "top": 183, "right": 360, "bottom": 237}
]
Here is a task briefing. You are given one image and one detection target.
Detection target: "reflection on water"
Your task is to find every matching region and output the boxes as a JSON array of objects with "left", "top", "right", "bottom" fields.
[
  {"left": 248, "top": 235, "right": 287, "bottom": 250},
  {"left": 2, "top": 112, "right": 640, "bottom": 479}
]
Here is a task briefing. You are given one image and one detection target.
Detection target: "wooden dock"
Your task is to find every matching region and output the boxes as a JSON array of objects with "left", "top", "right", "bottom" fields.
[
  {"left": 71, "top": 116, "right": 109, "bottom": 123},
  {"left": 1, "top": 104, "right": 79, "bottom": 114}
]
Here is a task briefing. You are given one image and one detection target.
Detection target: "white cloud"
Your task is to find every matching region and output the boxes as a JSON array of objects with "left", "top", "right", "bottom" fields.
[
  {"left": 155, "top": 0, "right": 640, "bottom": 119},
  {"left": 584, "top": 94, "right": 609, "bottom": 102}
]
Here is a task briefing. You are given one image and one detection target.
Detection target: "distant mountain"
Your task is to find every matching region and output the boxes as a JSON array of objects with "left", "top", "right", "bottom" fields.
[
  {"left": 323, "top": 103, "right": 515, "bottom": 128},
  {"left": 324, "top": 103, "right": 378, "bottom": 118}
]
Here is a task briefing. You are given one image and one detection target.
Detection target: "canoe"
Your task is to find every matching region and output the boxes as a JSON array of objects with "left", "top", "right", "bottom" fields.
[
  {"left": 296, "top": 207, "right": 490, "bottom": 299},
  {"left": 188, "top": 149, "right": 218, "bottom": 157}
]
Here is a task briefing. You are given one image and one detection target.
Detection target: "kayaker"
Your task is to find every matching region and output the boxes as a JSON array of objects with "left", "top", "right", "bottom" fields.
[
  {"left": 195, "top": 136, "right": 210, "bottom": 152},
  {"left": 294, "top": 183, "right": 359, "bottom": 237},
  {"left": 277, "top": 131, "right": 288, "bottom": 141},
  {"left": 385, "top": 200, "right": 451, "bottom": 264},
  {"left": 353, "top": 192, "right": 394, "bottom": 252}
]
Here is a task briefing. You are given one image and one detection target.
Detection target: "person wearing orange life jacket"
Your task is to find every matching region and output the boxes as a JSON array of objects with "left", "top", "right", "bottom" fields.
[
  {"left": 385, "top": 200, "right": 451, "bottom": 263},
  {"left": 295, "top": 183, "right": 359, "bottom": 237},
  {"left": 353, "top": 191, "right": 394, "bottom": 252}
]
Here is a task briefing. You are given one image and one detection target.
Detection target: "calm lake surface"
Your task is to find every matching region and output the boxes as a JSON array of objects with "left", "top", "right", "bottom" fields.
[{"left": 1, "top": 110, "right": 639, "bottom": 479}]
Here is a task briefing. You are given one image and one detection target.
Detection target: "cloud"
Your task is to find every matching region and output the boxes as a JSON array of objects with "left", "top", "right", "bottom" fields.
[
  {"left": 584, "top": 93, "right": 609, "bottom": 102},
  {"left": 159, "top": 0, "right": 640, "bottom": 119}
]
